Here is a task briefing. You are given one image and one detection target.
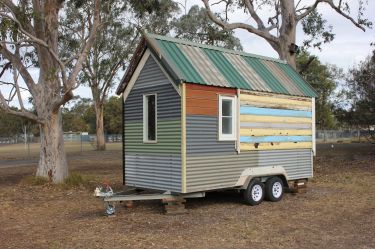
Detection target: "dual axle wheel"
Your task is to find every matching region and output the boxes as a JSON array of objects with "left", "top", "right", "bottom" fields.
[{"left": 243, "top": 177, "right": 284, "bottom": 206}]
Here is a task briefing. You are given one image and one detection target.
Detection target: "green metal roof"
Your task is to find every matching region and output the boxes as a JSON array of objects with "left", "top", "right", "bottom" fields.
[{"left": 118, "top": 33, "right": 318, "bottom": 98}]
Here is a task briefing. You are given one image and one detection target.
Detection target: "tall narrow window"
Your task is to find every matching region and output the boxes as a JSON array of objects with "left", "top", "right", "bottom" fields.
[
  {"left": 219, "top": 95, "right": 236, "bottom": 141},
  {"left": 143, "top": 94, "right": 157, "bottom": 142}
]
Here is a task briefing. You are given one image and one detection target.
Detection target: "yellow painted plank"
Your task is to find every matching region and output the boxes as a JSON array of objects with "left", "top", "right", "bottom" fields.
[
  {"left": 240, "top": 115, "right": 311, "bottom": 124},
  {"left": 240, "top": 100, "right": 311, "bottom": 111},
  {"left": 181, "top": 83, "right": 187, "bottom": 193},
  {"left": 240, "top": 142, "right": 312, "bottom": 151},
  {"left": 240, "top": 94, "right": 312, "bottom": 108},
  {"left": 240, "top": 90, "right": 311, "bottom": 101},
  {"left": 240, "top": 128, "right": 312, "bottom": 136}
]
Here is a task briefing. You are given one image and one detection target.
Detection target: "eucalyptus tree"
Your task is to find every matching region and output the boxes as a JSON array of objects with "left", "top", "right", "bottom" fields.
[
  {"left": 0, "top": 0, "right": 101, "bottom": 183},
  {"left": 172, "top": 5, "right": 242, "bottom": 50},
  {"left": 202, "top": 0, "right": 372, "bottom": 68},
  {"left": 343, "top": 49, "right": 375, "bottom": 132},
  {"left": 61, "top": 0, "right": 179, "bottom": 150}
]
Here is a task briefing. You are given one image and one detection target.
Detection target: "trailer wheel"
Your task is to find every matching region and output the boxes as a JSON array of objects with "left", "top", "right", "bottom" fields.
[
  {"left": 265, "top": 177, "right": 284, "bottom": 202},
  {"left": 243, "top": 179, "right": 265, "bottom": 206}
]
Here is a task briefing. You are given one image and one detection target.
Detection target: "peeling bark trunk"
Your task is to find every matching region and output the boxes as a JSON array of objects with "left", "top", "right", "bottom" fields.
[
  {"left": 278, "top": 0, "right": 297, "bottom": 69},
  {"left": 36, "top": 110, "right": 68, "bottom": 183},
  {"left": 95, "top": 103, "right": 106, "bottom": 151}
]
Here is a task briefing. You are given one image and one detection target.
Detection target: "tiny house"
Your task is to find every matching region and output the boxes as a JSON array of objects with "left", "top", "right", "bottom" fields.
[{"left": 116, "top": 34, "right": 317, "bottom": 205}]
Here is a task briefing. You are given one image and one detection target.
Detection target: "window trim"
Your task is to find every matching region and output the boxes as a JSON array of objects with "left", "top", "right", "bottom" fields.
[
  {"left": 143, "top": 93, "right": 157, "bottom": 143},
  {"left": 218, "top": 95, "right": 237, "bottom": 141}
]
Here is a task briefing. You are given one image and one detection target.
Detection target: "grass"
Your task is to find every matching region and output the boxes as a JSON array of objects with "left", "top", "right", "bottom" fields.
[
  {"left": 0, "top": 143, "right": 374, "bottom": 249},
  {"left": 0, "top": 142, "right": 122, "bottom": 160},
  {"left": 22, "top": 175, "right": 50, "bottom": 186},
  {"left": 21, "top": 173, "right": 99, "bottom": 190},
  {"left": 62, "top": 173, "right": 98, "bottom": 189}
]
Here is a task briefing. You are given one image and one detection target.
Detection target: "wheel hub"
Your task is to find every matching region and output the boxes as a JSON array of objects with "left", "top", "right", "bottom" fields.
[
  {"left": 272, "top": 182, "right": 282, "bottom": 198},
  {"left": 251, "top": 184, "right": 263, "bottom": 201}
]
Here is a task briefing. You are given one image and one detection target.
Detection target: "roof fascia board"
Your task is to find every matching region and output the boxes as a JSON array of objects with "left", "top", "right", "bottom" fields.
[
  {"left": 116, "top": 38, "right": 147, "bottom": 95},
  {"left": 150, "top": 52, "right": 181, "bottom": 96},
  {"left": 145, "top": 34, "right": 186, "bottom": 84},
  {"left": 122, "top": 49, "right": 151, "bottom": 102}
]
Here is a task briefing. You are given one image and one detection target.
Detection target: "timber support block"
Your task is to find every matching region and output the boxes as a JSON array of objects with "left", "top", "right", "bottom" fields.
[
  {"left": 290, "top": 180, "right": 307, "bottom": 194},
  {"left": 162, "top": 198, "right": 187, "bottom": 215}
]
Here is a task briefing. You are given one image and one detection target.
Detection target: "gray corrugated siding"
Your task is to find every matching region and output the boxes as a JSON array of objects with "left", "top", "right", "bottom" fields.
[
  {"left": 125, "top": 154, "right": 181, "bottom": 192},
  {"left": 186, "top": 115, "right": 235, "bottom": 154},
  {"left": 125, "top": 57, "right": 180, "bottom": 122},
  {"left": 186, "top": 149, "right": 312, "bottom": 192},
  {"left": 124, "top": 55, "right": 181, "bottom": 192}
]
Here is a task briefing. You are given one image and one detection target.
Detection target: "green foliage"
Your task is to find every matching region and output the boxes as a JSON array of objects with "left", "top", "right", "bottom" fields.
[
  {"left": 62, "top": 96, "right": 122, "bottom": 134},
  {"left": 301, "top": 10, "right": 334, "bottom": 50},
  {"left": 297, "top": 51, "right": 341, "bottom": 129},
  {"left": 62, "top": 98, "right": 92, "bottom": 132},
  {"left": 0, "top": 108, "right": 37, "bottom": 137},
  {"left": 104, "top": 96, "right": 122, "bottom": 134},
  {"left": 337, "top": 48, "right": 375, "bottom": 129},
  {"left": 172, "top": 5, "right": 242, "bottom": 50}
]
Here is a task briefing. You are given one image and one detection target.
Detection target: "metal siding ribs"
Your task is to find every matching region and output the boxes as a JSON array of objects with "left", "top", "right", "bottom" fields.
[
  {"left": 186, "top": 150, "right": 312, "bottom": 192},
  {"left": 125, "top": 154, "right": 181, "bottom": 192},
  {"left": 186, "top": 115, "right": 235, "bottom": 154},
  {"left": 124, "top": 55, "right": 181, "bottom": 192}
]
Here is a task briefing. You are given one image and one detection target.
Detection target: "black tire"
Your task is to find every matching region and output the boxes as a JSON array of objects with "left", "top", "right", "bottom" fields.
[
  {"left": 243, "top": 179, "right": 265, "bottom": 206},
  {"left": 265, "top": 177, "right": 284, "bottom": 202}
]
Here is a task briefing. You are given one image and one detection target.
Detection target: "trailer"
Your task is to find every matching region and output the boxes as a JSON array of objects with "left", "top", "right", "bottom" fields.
[{"left": 112, "top": 33, "right": 317, "bottom": 213}]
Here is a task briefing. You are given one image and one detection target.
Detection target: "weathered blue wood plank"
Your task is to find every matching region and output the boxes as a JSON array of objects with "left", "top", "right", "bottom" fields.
[
  {"left": 240, "top": 106, "right": 312, "bottom": 118},
  {"left": 240, "top": 135, "right": 312, "bottom": 143}
]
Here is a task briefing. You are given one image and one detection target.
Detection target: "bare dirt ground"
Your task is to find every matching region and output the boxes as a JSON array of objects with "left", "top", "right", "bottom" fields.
[{"left": 0, "top": 143, "right": 374, "bottom": 249}]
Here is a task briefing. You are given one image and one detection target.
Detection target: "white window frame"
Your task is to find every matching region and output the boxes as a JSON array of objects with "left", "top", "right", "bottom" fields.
[
  {"left": 143, "top": 93, "right": 157, "bottom": 143},
  {"left": 218, "top": 95, "right": 237, "bottom": 141}
]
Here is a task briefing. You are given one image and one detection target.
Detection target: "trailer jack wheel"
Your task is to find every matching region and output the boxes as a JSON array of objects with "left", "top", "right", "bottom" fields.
[{"left": 105, "top": 203, "right": 116, "bottom": 216}]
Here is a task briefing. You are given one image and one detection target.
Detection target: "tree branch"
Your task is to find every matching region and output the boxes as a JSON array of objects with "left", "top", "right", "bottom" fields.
[
  {"left": 55, "top": 0, "right": 102, "bottom": 109},
  {"left": 296, "top": 0, "right": 321, "bottom": 21},
  {"left": 0, "top": 43, "right": 37, "bottom": 95},
  {"left": 0, "top": 90, "right": 40, "bottom": 123},
  {"left": 0, "top": 12, "right": 68, "bottom": 85},
  {"left": 296, "top": 0, "right": 369, "bottom": 32},
  {"left": 202, "top": 0, "right": 278, "bottom": 44},
  {"left": 0, "top": 0, "right": 35, "bottom": 35},
  {"left": 320, "top": 0, "right": 367, "bottom": 31}
]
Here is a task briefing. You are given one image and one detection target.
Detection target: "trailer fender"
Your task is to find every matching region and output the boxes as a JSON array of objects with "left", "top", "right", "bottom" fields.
[{"left": 235, "top": 166, "right": 288, "bottom": 189}]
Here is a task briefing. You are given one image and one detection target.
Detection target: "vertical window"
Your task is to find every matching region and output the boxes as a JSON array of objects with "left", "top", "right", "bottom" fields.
[
  {"left": 219, "top": 95, "right": 236, "bottom": 141},
  {"left": 143, "top": 94, "right": 157, "bottom": 142}
]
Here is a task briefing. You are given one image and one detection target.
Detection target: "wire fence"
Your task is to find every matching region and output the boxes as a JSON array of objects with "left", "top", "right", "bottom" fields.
[
  {"left": 316, "top": 130, "right": 374, "bottom": 143},
  {"left": 1, "top": 130, "right": 373, "bottom": 147}
]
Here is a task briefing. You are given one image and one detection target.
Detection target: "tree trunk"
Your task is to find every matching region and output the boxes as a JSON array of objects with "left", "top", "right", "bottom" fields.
[
  {"left": 36, "top": 110, "right": 68, "bottom": 183},
  {"left": 95, "top": 103, "right": 106, "bottom": 151},
  {"left": 277, "top": 0, "right": 297, "bottom": 69}
]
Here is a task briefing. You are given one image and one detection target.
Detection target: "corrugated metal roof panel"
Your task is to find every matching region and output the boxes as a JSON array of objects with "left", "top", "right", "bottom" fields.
[
  {"left": 243, "top": 56, "right": 289, "bottom": 94},
  {"left": 202, "top": 48, "right": 250, "bottom": 90},
  {"left": 177, "top": 44, "right": 229, "bottom": 87},
  {"left": 262, "top": 60, "right": 304, "bottom": 96},
  {"left": 224, "top": 53, "right": 271, "bottom": 92},
  {"left": 144, "top": 33, "right": 318, "bottom": 98}
]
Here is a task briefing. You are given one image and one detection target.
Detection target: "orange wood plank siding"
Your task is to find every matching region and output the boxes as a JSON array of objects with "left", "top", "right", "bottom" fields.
[{"left": 185, "top": 83, "right": 236, "bottom": 116}]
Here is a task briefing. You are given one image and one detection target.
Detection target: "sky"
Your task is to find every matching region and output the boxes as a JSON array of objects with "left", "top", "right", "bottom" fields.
[{"left": 2, "top": 0, "right": 375, "bottom": 108}]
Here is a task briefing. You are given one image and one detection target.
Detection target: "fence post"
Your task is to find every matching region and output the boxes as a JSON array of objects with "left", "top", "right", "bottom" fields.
[{"left": 358, "top": 130, "right": 360, "bottom": 142}]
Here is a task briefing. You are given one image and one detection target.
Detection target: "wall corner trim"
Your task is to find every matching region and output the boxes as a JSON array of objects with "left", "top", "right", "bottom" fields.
[{"left": 181, "top": 83, "right": 187, "bottom": 193}]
